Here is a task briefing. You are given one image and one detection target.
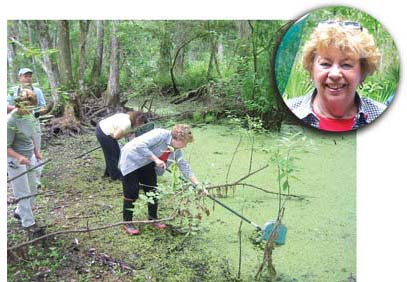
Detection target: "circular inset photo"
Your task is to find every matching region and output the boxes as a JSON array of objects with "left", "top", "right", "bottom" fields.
[{"left": 274, "top": 6, "right": 399, "bottom": 132}]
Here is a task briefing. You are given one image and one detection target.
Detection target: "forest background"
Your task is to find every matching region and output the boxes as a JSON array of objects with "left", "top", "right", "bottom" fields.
[{"left": 3, "top": 0, "right": 407, "bottom": 281}]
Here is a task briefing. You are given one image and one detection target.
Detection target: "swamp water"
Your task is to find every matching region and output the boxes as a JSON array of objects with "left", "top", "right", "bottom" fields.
[{"left": 182, "top": 124, "right": 356, "bottom": 281}]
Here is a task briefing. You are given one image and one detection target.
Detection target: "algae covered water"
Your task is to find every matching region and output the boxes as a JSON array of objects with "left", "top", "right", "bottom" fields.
[
  {"left": 184, "top": 124, "right": 356, "bottom": 281},
  {"left": 8, "top": 122, "right": 355, "bottom": 282}
]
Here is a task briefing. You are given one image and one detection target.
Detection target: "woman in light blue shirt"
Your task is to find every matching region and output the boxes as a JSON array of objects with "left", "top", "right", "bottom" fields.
[{"left": 118, "top": 124, "right": 205, "bottom": 235}]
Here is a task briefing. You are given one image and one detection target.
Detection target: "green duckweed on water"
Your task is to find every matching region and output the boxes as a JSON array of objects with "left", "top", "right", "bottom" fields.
[
  {"left": 7, "top": 122, "right": 355, "bottom": 282},
  {"left": 184, "top": 124, "right": 356, "bottom": 282}
]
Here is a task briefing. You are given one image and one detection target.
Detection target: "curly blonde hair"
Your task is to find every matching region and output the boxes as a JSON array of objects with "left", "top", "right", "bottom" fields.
[
  {"left": 171, "top": 124, "right": 194, "bottom": 144},
  {"left": 302, "top": 21, "right": 381, "bottom": 80}
]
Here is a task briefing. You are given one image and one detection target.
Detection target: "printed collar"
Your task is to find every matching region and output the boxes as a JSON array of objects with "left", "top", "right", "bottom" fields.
[{"left": 295, "top": 89, "right": 367, "bottom": 121}]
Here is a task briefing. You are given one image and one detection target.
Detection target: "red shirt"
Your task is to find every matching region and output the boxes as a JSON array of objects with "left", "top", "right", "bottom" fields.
[
  {"left": 159, "top": 149, "right": 171, "bottom": 162},
  {"left": 316, "top": 114, "right": 355, "bottom": 132}
]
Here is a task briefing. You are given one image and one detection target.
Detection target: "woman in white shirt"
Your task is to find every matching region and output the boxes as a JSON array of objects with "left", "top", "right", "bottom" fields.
[{"left": 96, "top": 111, "right": 147, "bottom": 180}]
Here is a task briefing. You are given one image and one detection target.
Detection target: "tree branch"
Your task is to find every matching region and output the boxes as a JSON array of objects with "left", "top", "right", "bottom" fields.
[
  {"left": 206, "top": 164, "right": 269, "bottom": 190},
  {"left": 238, "top": 183, "right": 308, "bottom": 200},
  {"left": 8, "top": 217, "right": 175, "bottom": 251}
]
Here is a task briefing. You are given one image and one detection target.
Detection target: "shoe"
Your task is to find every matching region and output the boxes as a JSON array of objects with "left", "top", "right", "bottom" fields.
[
  {"left": 24, "top": 224, "right": 45, "bottom": 238},
  {"left": 13, "top": 212, "right": 21, "bottom": 221},
  {"left": 150, "top": 222, "right": 167, "bottom": 230},
  {"left": 122, "top": 223, "right": 140, "bottom": 235}
]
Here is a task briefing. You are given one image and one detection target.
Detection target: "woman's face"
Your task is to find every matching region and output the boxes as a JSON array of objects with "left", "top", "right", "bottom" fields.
[
  {"left": 171, "top": 138, "right": 187, "bottom": 149},
  {"left": 312, "top": 47, "right": 362, "bottom": 106}
]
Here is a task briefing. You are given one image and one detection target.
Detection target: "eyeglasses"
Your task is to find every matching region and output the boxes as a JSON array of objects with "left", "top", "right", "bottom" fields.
[{"left": 319, "top": 20, "right": 363, "bottom": 31}]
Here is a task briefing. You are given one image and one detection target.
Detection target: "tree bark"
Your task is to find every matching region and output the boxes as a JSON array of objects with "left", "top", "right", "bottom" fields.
[
  {"left": 79, "top": 20, "right": 90, "bottom": 96},
  {"left": 102, "top": 20, "right": 120, "bottom": 107},
  {"left": 248, "top": 20, "right": 258, "bottom": 100},
  {"left": 174, "top": 22, "right": 188, "bottom": 74},
  {"left": 91, "top": 20, "right": 105, "bottom": 95},
  {"left": 57, "top": 20, "right": 74, "bottom": 89},
  {"left": 207, "top": 37, "right": 222, "bottom": 80},
  {"left": 248, "top": 21, "right": 258, "bottom": 74},
  {"left": 34, "top": 20, "right": 61, "bottom": 108},
  {"left": 206, "top": 22, "right": 222, "bottom": 81},
  {"left": 7, "top": 21, "right": 19, "bottom": 84},
  {"left": 24, "top": 21, "right": 41, "bottom": 85},
  {"left": 159, "top": 22, "right": 172, "bottom": 76}
]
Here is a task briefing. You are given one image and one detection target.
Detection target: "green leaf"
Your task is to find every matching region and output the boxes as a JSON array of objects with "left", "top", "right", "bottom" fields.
[{"left": 282, "top": 180, "right": 289, "bottom": 191}]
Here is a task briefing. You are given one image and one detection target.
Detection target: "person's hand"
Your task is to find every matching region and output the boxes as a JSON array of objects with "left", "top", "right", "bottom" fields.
[
  {"left": 154, "top": 159, "right": 166, "bottom": 170},
  {"left": 194, "top": 183, "right": 208, "bottom": 196},
  {"left": 200, "top": 187, "right": 209, "bottom": 196},
  {"left": 17, "top": 156, "right": 30, "bottom": 165},
  {"left": 35, "top": 151, "right": 42, "bottom": 161}
]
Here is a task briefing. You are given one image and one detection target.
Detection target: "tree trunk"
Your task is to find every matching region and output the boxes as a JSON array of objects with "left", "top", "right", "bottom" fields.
[
  {"left": 217, "top": 42, "right": 224, "bottom": 63},
  {"left": 236, "top": 20, "right": 251, "bottom": 63},
  {"left": 91, "top": 20, "right": 105, "bottom": 96},
  {"left": 24, "top": 21, "right": 41, "bottom": 85},
  {"left": 175, "top": 48, "right": 185, "bottom": 74},
  {"left": 7, "top": 21, "right": 19, "bottom": 84},
  {"left": 248, "top": 20, "right": 258, "bottom": 100},
  {"left": 207, "top": 38, "right": 222, "bottom": 80},
  {"left": 174, "top": 22, "right": 187, "bottom": 74},
  {"left": 79, "top": 20, "right": 90, "bottom": 96},
  {"left": 57, "top": 20, "right": 74, "bottom": 90},
  {"left": 248, "top": 21, "right": 258, "bottom": 74},
  {"left": 159, "top": 22, "right": 172, "bottom": 76},
  {"left": 34, "top": 20, "right": 61, "bottom": 108},
  {"left": 102, "top": 20, "right": 120, "bottom": 107}
]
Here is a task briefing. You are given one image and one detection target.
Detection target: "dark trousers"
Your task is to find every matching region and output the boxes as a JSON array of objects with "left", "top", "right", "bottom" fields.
[
  {"left": 122, "top": 162, "right": 158, "bottom": 222},
  {"left": 96, "top": 125, "right": 122, "bottom": 180}
]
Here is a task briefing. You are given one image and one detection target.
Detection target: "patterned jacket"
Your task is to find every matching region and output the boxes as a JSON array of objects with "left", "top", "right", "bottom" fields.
[
  {"left": 286, "top": 89, "right": 386, "bottom": 130},
  {"left": 118, "top": 128, "right": 194, "bottom": 178}
]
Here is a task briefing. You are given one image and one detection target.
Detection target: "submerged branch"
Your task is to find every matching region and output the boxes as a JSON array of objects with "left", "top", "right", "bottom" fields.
[
  {"left": 238, "top": 183, "right": 308, "bottom": 200},
  {"left": 206, "top": 164, "right": 269, "bottom": 190}
]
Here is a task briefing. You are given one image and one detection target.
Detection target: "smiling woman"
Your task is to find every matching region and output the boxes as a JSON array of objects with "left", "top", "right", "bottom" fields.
[{"left": 276, "top": 7, "right": 397, "bottom": 132}]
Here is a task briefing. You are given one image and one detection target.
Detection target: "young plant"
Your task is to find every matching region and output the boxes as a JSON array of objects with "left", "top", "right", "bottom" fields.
[
  {"left": 271, "top": 131, "right": 312, "bottom": 209},
  {"left": 255, "top": 132, "right": 313, "bottom": 281}
]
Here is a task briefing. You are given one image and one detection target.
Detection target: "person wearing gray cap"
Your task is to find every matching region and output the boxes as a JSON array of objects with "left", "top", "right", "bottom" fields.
[
  {"left": 8, "top": 67, "right": 47, "bottom": 188},
  {"left": 8, "top": 68, "right": 47, "bottom": 113}
]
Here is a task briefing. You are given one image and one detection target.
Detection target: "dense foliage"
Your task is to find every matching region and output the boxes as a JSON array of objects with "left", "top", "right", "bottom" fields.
[{"left": 7, "top": 20, "right": 289, "bottom": 130}]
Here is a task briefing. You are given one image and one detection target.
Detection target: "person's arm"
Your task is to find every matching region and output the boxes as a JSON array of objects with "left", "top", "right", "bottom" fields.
[
  {"left": 127, "top": 129, "right": 167, "bottom": 169},
  {"left": 35, "top": 88, "right": 46, "bottom": 107},
  {"left": 7, "top": 105, "right": 16, "bottom": 113},
  {"left": 111, "top": 115, "right": 132, "bottom": 139},
  {"left": 189, "top": 175, "right": 199, "bottom": 186},
  {"left": 190, "top": 175, "right": 208, "bottom": 195},
  {"left": 7, "top": 148, "right": 30, "bottom": 165},
  {"left": 134, "top": 129, "right": 165, "bottom": 158},
  {"left": 32, "top": 138, "right": 42, "bottom": 160},
  {"left": 150, "top": 154, "right": 166, "bottom": 170},
  {"left": 175, "top": 150, "right": 207, "bottom": 194},
  {"left": 111, "top": 128, "right": 126, "bottom": 139},
  {"left": 7, "top": 92, "right": 16, "bottom": 113}
]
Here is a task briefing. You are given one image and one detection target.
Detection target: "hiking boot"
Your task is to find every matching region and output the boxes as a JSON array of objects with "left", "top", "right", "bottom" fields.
[
  {"left": 122, "top": 223, "right": 140, "bottom": 235},
  {"left": 150, "top": 222, "right": 167, "bottom": 230},
  {"left": 13, "top": 212, "right": 21, "bottom": 221},
  {"left": 148, "top": 216, "right": 167, "bottom": 229},
  {"left": 24, "top": 224, "right": 45, "bottom": 238}
]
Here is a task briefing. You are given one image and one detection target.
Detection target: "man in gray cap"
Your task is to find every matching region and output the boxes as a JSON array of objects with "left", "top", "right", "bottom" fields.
[
  {"left": 8, "top": 67, "right": 47, "bottom": 188},
  {"left": 8, "top": 68, "right": 47, "bottom": 112}
]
